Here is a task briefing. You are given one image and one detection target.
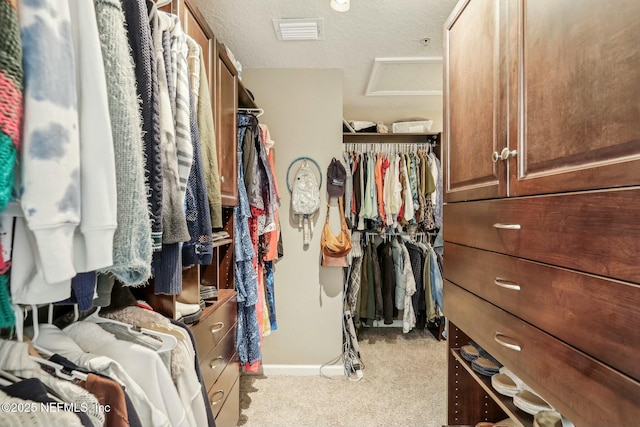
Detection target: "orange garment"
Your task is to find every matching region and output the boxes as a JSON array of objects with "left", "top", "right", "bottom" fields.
[
  {"left": 262, "top": 125, "right": 281, "bottom": 261},
  {"left": 375, "top": 153, "right": 385, "bottom": 224},
  {"left": 81, "top": 374, "right": 129, "bottom": 427}
]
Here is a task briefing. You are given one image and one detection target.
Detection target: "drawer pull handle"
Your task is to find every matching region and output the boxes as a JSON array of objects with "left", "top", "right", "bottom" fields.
[
  {"left": 500, "top": 147, "right": 517, "bottom": 160},
  {"left": 210, "top": 322, "right": 225, "bottom": 334},
  {"left": 209, "top": 356, "right": 224, "bottom": 370},
  {"left": 494, "top": 332, "right": 522, "bottom": 352},
  {"left": 210, "top": 390, "right": 225, "bottom": 405},
  {"left": 493, "top": 223, "right": 521, "bottom": 230},
  {"left": 494, "top": 278, "right": 520, "bottom": 291}
]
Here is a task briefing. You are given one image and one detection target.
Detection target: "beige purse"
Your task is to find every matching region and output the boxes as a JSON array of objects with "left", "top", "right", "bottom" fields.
[{"left": 321, "top": 197, "right": 351, "bottom": 267}]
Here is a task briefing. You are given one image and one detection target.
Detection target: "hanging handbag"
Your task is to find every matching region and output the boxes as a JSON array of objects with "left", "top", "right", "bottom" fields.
[{"left": 321, "top": 197, "right": 352, "bottom": 267}]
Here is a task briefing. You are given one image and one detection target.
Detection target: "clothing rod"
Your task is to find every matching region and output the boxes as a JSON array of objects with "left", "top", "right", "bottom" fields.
[
  {"left": 343, "top": 142, "right": 435, "bottom": 153},
  {"left": 238, "top": 107, "right": 264, "bottom": 117}
]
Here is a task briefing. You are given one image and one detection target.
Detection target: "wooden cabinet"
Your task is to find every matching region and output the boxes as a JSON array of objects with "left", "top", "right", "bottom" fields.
[
  {"left": 444, "top": 0, "right": 507, "bottom": 202},
  {"left": 147, "top": 1, "right": 243, "bottom": 425},
  {"left": 444, "top": 0, "right": 640, "bottom": 203},
  {"left": 191, "top": 290, "right": 239, "bottom": 427},
  {"left": 216, "top": 41, "right": 239, "bottom": 207},
  {"left": 443, "top": 0, "right": 640, "bottom": 425}
]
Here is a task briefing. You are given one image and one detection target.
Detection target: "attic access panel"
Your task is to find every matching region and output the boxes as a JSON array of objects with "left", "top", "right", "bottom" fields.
[{"left": 365, "top": 57, "right": 443, "bottom": 96}]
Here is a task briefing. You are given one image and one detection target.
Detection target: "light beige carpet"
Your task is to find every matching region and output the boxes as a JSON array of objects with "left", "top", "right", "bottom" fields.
[{"left": 238, "top": 327, "right": 448, "bottom": 427}]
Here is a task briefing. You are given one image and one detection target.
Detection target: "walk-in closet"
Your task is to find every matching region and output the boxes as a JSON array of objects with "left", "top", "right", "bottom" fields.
[{"left": 0, "top": 0, "right": 638, "bottom": 426}]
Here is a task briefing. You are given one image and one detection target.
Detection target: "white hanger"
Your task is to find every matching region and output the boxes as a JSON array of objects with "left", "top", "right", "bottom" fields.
[
  {"left": 28, "top": 305, "right": 89, "bottom": 381},
  {"left": 86, "top": 307, "right": 177, "bottom": 353},
  {"left": 29, "top": 305, "right": 52, "bottom": 357}
]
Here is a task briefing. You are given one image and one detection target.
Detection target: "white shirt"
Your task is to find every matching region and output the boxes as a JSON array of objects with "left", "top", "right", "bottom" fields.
[{"left": 65, "top": 322, "right": 189, "bottom": 427}]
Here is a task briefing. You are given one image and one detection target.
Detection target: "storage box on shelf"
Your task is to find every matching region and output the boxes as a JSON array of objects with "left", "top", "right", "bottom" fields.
[{"left": 443, "top": 0, "right": 640, "bottom": 425}]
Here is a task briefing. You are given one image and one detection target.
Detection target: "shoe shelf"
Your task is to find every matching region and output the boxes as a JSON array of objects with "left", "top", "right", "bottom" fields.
[
  {"left": 450, "top": 348, "right": 533, "bottom": 427},
  {"left": 212, "top": 238, "right": 233, "bottom": 248}
]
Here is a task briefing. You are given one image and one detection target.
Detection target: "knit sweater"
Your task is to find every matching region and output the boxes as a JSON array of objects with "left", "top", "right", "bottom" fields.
[
  {"left": 183, "top": 37, "right": 212, "bottom": 267},
  {"left": 196, "top": 47, "right": 222, "bottom": 228},
  {"left": 152, "top": 9, "right": 189, "bottom": 244},
  {"left": 0, "top": 340, "right": 105, "bottom": 427},
  {"left": 122, "top": 0, "right": 164, "bottom": 251},
  {"left": 94, "top": 0, "right": 152, "bottom": 286},
  {"left": 0, "top": 0, "right": 21, "bottom": 211},
  {"left": 166, "top": 14, "right": 194, "bottom": 203},
  {"left": 0, "top": 390, "right": 83, "bottom": 427}
]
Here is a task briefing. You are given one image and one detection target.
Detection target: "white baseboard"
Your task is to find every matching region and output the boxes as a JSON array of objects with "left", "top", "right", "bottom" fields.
[
  {"left": 262, "top": 364, "right": 345, "bottom": 377},
  {"left": 368, "top": 319, "right": 404, "bottom": 328}
]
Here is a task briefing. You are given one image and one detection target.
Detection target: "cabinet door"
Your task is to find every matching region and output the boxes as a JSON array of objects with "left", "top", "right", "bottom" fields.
[
  {"left": 183, "top": 2, "right": 211, "bottom": 78},
  {"left": 444, "top": 0, "right": 507, "bottom": 202},
  {"left": 216, "top": 45, "right": 239, "bottom": 206},
  {"left": 509, "top": 0, "right": 640, "bottom": 196}
]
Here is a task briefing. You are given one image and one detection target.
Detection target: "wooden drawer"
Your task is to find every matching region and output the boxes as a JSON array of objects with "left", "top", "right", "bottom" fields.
[
  {"left": 192, "top": 292, "right": 237, "bottom": 357},
  {"left": 214, "top": 376, "right": 239, "bottom": 427},
  {"left": 200, "top": 323, "right": 236, "bottom": 389},
  {"left": 208, "top": 352, "right": 240, "bottom": 417},
  {"left": 444, "top": 242, "right": 640, "bottom": 382},
  {"left": 443, "top": 281, "right": 640, "bottom": 426},
  {"left": 443, "top": 187, "right": 640, "bottom": 284}
]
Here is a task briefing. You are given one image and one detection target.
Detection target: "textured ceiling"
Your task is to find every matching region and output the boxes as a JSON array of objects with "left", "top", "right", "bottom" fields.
[{"left": 193, "top": 0, "right": 459, "bottom": 121}]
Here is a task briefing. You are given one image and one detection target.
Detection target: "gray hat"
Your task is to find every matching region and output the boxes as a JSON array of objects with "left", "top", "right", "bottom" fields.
[{"left": 327, "top": 158, "right": 346, "bottom": 197}]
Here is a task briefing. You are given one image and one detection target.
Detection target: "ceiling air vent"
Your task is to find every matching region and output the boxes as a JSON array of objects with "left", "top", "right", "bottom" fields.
[{"left": 272, "top": 18, "right": 324, "bottom": 41}]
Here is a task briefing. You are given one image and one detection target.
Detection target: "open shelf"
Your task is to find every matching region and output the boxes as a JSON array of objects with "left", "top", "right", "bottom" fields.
[
  {"left": 212, "top": 238, "right": 233, "bottom": 248},
  {"left": 450, "top": 349, "right": 534, "bottom": 427},
  {"left": 238, "top": 80, "right": 257, "bottom": 109}
]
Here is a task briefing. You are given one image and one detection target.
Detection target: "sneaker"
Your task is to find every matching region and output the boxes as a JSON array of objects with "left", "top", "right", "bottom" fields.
[
  {"left": 175, "top": 301, "right": 202, "bottom": 324},
  {"left": 200, "top": 284, "right": 218, "bottom": 301}
]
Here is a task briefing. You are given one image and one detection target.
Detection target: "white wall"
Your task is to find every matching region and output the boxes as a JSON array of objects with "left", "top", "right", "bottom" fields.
[{"left": 242, "top": 68, "right": 344, "bottom": 367}]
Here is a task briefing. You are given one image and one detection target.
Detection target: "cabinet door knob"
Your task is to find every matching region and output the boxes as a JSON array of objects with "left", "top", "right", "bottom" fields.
[
  {"left": 492, "top": 223, "right": 521, "bottom": 230},
  {"left": 220, "top": 175, "right": 225, "bottom": 183},
  {"left": 494, "top": 332, "right": 522, "bottom": 351},
  {"left": 210, "top": 322, "right": 225, "bottom": 334},
  {"left": 500, "top": 147, "right": 517, "bottom": 160},
  {"left": 210, "top": 390, "right": 225, "bottom": 405},
  {"left": 491, "top": 151, "right": 500, "bottom": 163},
  {"left": 494, "top": 278, "right": 521, "bottom": 291},
  {"left": 209, "top": 356, "right": 224, "bottom": 370}
]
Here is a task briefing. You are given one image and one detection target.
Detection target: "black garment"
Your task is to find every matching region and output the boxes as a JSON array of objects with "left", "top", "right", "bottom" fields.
[
  {"left": 405, "top": 242, "right": 425, "bottom": 326},
  {"left": 2, "top": 377, "right": 92, "bottom": 427},
  {"left": 170, "top": 319, "right": 217, "bottom": 427},
  {"left": 378, "top": 242, "right": 397, "bottom": 324},
  {"left": 124, "top": 0, "right": 163, "bottom": 250},
  {"left": 358, "top": 243, "right": 370, "bottom": 321},
  {"left": 371, "top": 241, "right": 383, "bottom": 321},
  {"left": 365, "top": 242, "right": 376, "bottom": 326},
  {"left": 48, "top": 354, "right": 142, "bottom": 427},
  {"left": 353, "top": 154, "right": 362, "bottom": 221},
  {"left": 182, "top": 80, "right": 213, "bottom": 267}
]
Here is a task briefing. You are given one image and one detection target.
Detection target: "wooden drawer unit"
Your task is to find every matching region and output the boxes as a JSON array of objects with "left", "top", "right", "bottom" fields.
[
  {"left": 443, "top": 188, "right": 640, "bottom": 284},
  {"left": 214, "top": 376, "right": 240, "bottom": 427},
  {"left": 208, "top": 352, "right": 240, "bottom": 417},
  {"left": 192, "top": 291, "right": 237, "bottom": 357},
  {"left": 444, "top": 280, "right": 640, "bottom": 426},
  {"left": 444, "top": 242, "right": 640, "bottom": 382},
  {"left": 200, "top": 323, "right": 236, "bottom": 389}
]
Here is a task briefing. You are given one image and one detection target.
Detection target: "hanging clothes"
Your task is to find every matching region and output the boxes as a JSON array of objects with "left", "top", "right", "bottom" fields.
[{"left": 235, "top": 114, "right": 262, "bottom": 371}]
